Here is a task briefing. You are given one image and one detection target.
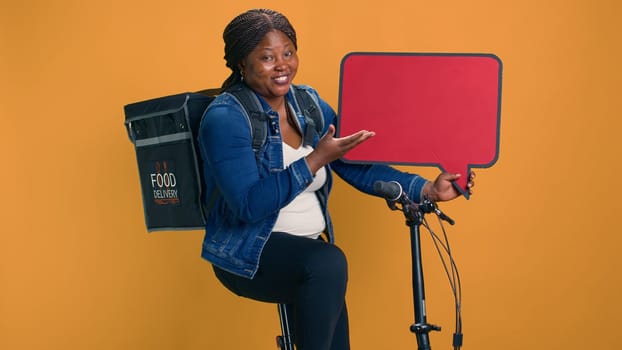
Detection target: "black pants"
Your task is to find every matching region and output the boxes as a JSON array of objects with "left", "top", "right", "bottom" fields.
[{"left": 213, "top": 232, "right": 350, "bottom": 350}]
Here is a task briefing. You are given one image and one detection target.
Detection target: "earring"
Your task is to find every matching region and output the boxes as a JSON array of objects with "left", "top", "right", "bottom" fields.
[{"left": 240, "top": 71, "right": 244, "bottom": 82}]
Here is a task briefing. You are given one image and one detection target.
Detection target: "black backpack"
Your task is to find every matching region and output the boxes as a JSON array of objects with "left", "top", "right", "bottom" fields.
[{"left": 124, "top": 84, "right": 324, "bottom": 232}]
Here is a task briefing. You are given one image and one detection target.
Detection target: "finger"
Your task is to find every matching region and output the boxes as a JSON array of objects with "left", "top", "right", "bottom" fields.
[
  {"left": 341, "top": 136, "right": 367, "bottom": 152},
  {"left": 467, "top": 171, "right": 475, "bottom": 188},
  {"left": 325, "top": 124, "right": 336, "bottom": 137},
  {"left": 319, "top": 125, "right": 336, "bottom": 143},
  {"left": 338, "top": 130, "right": 373, "bottom": 147},
  {"left": 350, "top": 131, "right": 375, "bottom": 144},
  {"left": 339, "top": 129, "right": 370, "bottom": 140},
  {"left": 352, "top": 131, "right": 375, "bottom": 145},
  {"left": 441, "top": 173, "right": 461, "bottom": 181}
]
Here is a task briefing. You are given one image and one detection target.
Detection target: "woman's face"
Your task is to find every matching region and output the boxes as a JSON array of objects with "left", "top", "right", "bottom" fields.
[{"left": 239, "top": 30, "right": 298, "bottom": 106}]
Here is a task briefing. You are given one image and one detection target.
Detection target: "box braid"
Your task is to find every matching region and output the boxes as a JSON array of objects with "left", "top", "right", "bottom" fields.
[{"left": 222, "top": 9, "right": 298, "bottom": 90}]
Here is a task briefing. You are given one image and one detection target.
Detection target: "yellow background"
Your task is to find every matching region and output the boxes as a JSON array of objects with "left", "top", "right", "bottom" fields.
[{"left": 2, "top": 0, "right": 621, "bottom": 349}]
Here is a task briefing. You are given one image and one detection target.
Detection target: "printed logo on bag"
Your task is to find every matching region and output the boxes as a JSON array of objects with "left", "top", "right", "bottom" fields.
[{"left": 150, "top": 161, "right": 180, "bottom": 205}]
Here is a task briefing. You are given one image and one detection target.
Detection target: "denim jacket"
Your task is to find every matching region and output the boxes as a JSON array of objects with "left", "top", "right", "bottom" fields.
[{"left": 198, "top": 84, "right": 429, "bottom": 279}]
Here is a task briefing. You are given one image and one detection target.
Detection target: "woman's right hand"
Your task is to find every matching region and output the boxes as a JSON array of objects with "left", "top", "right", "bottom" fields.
[{"left": 305, "top": 125, "right": 375, "bottom": 175}]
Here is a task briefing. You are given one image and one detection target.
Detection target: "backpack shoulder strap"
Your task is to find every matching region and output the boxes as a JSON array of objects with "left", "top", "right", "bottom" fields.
[
  {"left": 226, "top": 83, "right": 325, "bottom": 150},
  {"left": 291, "top": 85, "right": 325, "bottom": 146},
  {"left": 226, "top": 83, "right": 269, "bottom": 152}
]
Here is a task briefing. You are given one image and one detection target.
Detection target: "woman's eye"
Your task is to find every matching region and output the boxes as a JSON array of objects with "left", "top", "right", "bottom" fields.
[{"left": 262, "top": 56, "right": 273, "bottom": 62}]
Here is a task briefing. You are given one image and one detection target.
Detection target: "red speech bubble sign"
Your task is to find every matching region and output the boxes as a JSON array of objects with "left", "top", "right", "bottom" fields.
[{"left": 337, "top": 53, "right": 502, "bottom": 199}]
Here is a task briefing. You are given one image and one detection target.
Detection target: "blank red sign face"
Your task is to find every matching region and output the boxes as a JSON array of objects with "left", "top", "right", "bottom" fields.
[{"left": 337, "top": 53, "right": 502, "bottom": 198}]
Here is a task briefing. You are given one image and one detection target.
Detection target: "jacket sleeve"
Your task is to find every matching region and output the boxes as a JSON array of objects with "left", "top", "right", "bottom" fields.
[{"left": 198, "top": 99, "right": 314, "bottom": 223}]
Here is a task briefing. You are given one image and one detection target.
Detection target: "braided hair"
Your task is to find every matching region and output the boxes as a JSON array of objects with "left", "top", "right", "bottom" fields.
[{"left": 222, "top": 9, "right": 298, "bottom": 90}]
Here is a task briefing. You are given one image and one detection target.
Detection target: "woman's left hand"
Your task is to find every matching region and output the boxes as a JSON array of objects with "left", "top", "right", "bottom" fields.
[{"left": 422, "top": 172, "right": 476, "bottom": 202}]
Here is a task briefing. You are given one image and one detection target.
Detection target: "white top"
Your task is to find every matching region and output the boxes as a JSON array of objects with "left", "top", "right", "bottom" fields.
[{"left": 272, "top": 142, "right": 327, "bottom": 238}]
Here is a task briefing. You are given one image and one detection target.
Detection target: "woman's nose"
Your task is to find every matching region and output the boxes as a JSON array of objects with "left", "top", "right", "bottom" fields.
[{"left": 274, "top": 55, "right": 287, "bottom": 70}]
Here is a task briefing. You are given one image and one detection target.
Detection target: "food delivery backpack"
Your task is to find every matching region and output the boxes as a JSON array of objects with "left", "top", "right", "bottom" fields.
[{"left": 124, "top": 83, "right": 325, "bottom": 232}]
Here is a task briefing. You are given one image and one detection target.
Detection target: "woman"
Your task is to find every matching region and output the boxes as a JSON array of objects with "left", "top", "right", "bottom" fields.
[{"left": 198, "top": 8, "right": 474, "bottom": 350}]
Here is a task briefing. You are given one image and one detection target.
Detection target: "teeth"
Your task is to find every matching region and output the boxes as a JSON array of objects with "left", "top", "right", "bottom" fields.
[{"left": 275, "top": 76, "right": 288, "bottom": 82}]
